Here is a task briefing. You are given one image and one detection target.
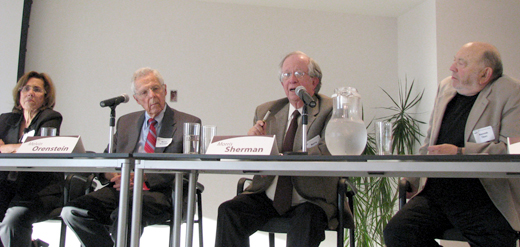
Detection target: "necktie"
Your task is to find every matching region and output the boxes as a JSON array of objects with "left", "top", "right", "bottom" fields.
[
  {"left": 273, "top": 110, "right": 300, "bottom": 215},
  {"left": 142, "top": 119, "right": 157, "bottom": 191},
  {"left": 144, "top": 118, "right": 157, "bottom": 153}
]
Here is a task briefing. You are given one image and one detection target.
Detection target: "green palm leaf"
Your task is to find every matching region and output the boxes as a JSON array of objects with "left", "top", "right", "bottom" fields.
[{"left": 350, "top": 77, "right": 425, "bottom": 246}]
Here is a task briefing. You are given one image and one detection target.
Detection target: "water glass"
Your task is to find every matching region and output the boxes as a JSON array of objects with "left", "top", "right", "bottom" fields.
[
  {"left": 201, "top": 125, "right": 217, "bottom": 154},
  {"left": 183, "top": 122, "right": 200, "bottom": 154},
  {"left": 40, "top": 127, "right": 57, "bottom": 137},
  {"left": 375, "top": 121, "right": 393, "bottom": 155}
]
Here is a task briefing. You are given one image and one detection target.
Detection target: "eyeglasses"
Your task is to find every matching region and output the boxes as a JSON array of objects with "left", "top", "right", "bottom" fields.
[
  {"left": 20, "top": 85, "right": 46, "bottom": 94},
  {"left": 280, "top": 71, "right": 308, "bottom": 81},
  {"left": 135, "top": 85, "right": 163, "bottom": 97}
]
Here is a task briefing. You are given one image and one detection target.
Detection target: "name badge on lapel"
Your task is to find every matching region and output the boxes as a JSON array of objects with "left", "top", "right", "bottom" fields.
[
  {"left": 156, "top": 137, "right": 172, "bottom": 148},
  {"left": 307, "top": 135, "right": 320, "bottom": 148},
  {"left": 473, "top": 126, "right": 495, "bottom": 143}
]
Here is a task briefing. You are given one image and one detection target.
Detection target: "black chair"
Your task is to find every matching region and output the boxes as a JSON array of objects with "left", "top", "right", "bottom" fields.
[
  {"left": 237, "top": 177, "right": 356, "bottom": 247},
  {"left": 65, "top": 173, "right": 204, "bottom": 247},
  {"left": 39, "top": 173, "right": 95, "bottom": 247},
  {"left": 118, "top": 177, "right": 205, "bottom": 247},
  {"left": 398, "top": 179, "right": 470, "bottom": 242},
  {"left": 163, "top": 181, "right": 204, "bottom": 247}
]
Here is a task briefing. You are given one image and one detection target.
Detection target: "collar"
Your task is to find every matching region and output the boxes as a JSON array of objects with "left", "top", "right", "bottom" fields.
[
  {"left": 144, "top": 106, "right": 166, "bottom": 127},
  {"left": 288, "top": 104, "right": 302, "bottom": 121}
]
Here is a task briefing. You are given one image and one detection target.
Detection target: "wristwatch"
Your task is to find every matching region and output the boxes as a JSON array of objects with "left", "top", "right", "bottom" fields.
[{"left": 457, "top": 147, "right": 463, "bottom": 155}]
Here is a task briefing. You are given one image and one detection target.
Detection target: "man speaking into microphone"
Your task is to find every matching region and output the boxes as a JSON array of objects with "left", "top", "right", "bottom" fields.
[
  {"left": 61, "top": 67, "right": 201, "bottom": 247},
  {"left": 215, "top": 51, "right": 354, "bottom": 247}
]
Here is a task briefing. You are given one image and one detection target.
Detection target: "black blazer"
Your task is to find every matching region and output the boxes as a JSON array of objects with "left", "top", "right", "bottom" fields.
[{"left": 0, "top": 109, "right": 63, "bottom": 201}]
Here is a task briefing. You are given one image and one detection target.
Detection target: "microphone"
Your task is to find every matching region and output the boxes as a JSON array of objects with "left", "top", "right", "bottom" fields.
[
  {"left": 100, "top": 94, "right": 130, "bottom": 107},
  {"left": 295, "top": 86, "right": 316, "bottom": 108}
]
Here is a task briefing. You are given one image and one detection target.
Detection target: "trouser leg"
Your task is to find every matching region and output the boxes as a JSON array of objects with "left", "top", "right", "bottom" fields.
[
  {"left": 429, "top": 178, "right": 518, "bottom": 247},
  {"left": 0, "top": 206, "right": 37, "bottom": 247},
  {"left": 61, "top": 187, "right": 119, "bottom": 247},
  {"left": 285, "top": 202, "right": 328, "bottom": 247},
  {"left": 0, "top": 182, "right": 14, "bottom": 223},
  {"left": 60, "top": 206, "right": 113, "bottom": 247},
  {"left": 384, "top": 196, "right": 449, "bottom": 247},
  {"left": 444, "top": 194, "right": 518, "bottom": 247},
  {"left": 215, "top": 193, "right": 279, "bottom": 247},
  {"left": 108, "top": 191, "right": 171, "bottom": 244}
]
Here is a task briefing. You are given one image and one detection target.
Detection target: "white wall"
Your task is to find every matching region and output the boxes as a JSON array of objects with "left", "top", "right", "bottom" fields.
[
  {"left": 25, "top": 0, "right": 398, "bottom": 151},
  {"left": 0, "top": 1, "right": 24, "bottom": 113},
  {"left": 398, "top": 0, "right": 520, "bottom": 245},
  {"left": 398, "top": 0, "right": 520, "bottom": 150},
  {"left": 23, "top": 1, "right": 397, "bottom": 246},
  {"left": 397, "top": 0, "right": 438, "bottom": 146},
  {"left": 16, "top": 0, "right": 520, "bottom": 246},
  {"left": 436, "top": 0, "right": 520, "bottom": 82},
  {"left": 433, "top": 1, "right": 520, "bottom": 245}
]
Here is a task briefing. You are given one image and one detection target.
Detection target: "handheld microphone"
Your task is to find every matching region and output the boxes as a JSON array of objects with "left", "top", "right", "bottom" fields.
[
  {"left": 100, "top": 94, "right": 130, "bottom": 107},
  {"left": 295, "top": 86, "right": 316, "bottom": 108}
]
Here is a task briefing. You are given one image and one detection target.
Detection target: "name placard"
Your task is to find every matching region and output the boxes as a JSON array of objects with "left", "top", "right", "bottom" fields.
[
  {"left": 205, "top": 135, "right": 278, "bottom": 155},
  {"left": 17, "top": 136, "right": 86, "bottom": 154}
]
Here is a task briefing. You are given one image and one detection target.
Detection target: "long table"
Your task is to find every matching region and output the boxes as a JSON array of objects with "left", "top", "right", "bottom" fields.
[
  {"left": 131, "top": 154, "right": 520, "bottom": 247},
  {"left": 0, "top": 153, "right": 134, "bottom": 247}
]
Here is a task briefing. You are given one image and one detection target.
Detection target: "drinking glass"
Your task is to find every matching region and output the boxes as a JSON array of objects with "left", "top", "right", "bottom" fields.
[
  {"left": 183, "top": 123, "right": 200, "bottom": 154},
  {"left": 201, "top": 125, "right": 217, "bottom": 154},
  {"left": 40, "top": 127, "right": 57, "bottom": 137},
  {"left": 375, "top": 121, "right": 392, "bottom": 155}
]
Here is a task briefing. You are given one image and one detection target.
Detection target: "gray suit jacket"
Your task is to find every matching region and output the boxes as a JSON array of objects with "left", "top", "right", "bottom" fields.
[
  {"left": 415, "top": 75, "right": 520, "bottom": 231},
  {"left": 109, "top": 105, "right": 201, "bottom": 190},
  {"left": 243, "top": 93, "right": 354, "bottom": 229}
]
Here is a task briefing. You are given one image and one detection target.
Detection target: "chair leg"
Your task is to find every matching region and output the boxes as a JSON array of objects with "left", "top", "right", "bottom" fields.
[
  {"left": 197, "top": 191, "right": 203, "bottom": 247},
  {"left": 349, "top": 228, "right": 355, "bottom": 247},
  {"left": 169, "top": 221, "right": 174, "bottom": 247},
  {"left": 337, "top": 228, "right": 343, "bottom": 247},
  {"left": 337, "top": 196, "right": 344, "bottom": 247},
  {"left": 59, "top": 219, "right": 67, "bottom": 247},
  {"left": 268, "top": 233, "right": 275, "bottom": 247},
  {"left": 168, "top": 190, "right": 204, "bottom": 247}
]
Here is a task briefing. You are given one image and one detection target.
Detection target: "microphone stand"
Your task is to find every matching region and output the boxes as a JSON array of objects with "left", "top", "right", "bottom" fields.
[
  {"left": 108, "top": 106, "right": 116, "bottom": 153},
  {"left": 301, "top": 105, "right": 308, "bottom": 152}
]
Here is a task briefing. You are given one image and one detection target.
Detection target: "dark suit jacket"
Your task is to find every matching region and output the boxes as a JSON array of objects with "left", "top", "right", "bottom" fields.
[
  {"left": 0, "top": 109, "right": 63, "bottom": 202},
  {"left": 415, "top": 75, "right": 520, "bottom": 231},
  {"left": 105, "top": 105, "right": 201, "bottom": 191},
  {"left": 243, "top": 94, "right": 354, "bottom": 229}
]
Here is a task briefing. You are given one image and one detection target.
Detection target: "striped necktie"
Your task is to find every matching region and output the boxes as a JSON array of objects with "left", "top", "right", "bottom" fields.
[
  {"left": 142, "top": 118, "right": 157, "bottom": 191},
  {"left": 144, "top": 118, "right": 157, "bottom": 153}
]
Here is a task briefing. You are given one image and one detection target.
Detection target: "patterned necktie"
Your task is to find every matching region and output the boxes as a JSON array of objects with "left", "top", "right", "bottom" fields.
[
  {"left": 142, "top": 119, "right": 157, "bottom": 191},
  {"left": 144, "top": 118, "right": 157, "bottom": 153},
  {"left": 273, "top": 110, "right": 300, "bottom": 215},
  {"left": 281, "top": 110, "right": 300, "bottom": 152}
]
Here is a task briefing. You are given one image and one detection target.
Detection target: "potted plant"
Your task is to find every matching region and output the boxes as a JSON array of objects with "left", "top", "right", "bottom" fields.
[{"left": 347, "top": 78, "right": 425, "bottom": 246}]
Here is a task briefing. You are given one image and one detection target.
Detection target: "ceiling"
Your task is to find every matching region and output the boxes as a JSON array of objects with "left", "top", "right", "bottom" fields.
[{"left": 197, "top": 0, "right": 427, "bottom": 17}]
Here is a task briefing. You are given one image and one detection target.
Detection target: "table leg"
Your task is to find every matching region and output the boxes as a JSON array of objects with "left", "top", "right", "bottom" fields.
[
  {"left": 185, "top": 171, "right": 198, "bottom": 247},
  {"left": 116, "top": 159, "right": 133, "bottom": 247},
  {"left": 173, "top": 173, "right": 184, "bottom": 247},
  {"left": 130, "top": 162, "right": 144, "bottom": 247}
]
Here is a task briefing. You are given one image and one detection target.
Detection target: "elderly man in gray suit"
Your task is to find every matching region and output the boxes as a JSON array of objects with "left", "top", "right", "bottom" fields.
[
  {"left": 60, "top": 67, "right": 201, "bottom": 247},
  {"left": 384, "top": 42, "right": 520, "bottom": 247},
  {"left": 215, "top": 51, "right": 353, "bottom": 247}
]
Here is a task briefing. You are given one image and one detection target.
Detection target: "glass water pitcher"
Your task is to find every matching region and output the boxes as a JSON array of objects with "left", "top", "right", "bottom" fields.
[{"left": 325, "top": 87, "right": 367, "bottom": 155}]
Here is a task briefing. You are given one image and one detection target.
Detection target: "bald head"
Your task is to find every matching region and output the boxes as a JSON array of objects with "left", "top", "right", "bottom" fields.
[
  {"left": 449, "top": 42, "right": 503, "bottom": 96},
  {"left": 463, "top": 42, "right": 503, "bottom": 81}
]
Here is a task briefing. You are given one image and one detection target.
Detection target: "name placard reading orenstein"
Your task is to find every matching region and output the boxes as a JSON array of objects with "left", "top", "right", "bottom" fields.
[
  {"left": 205, "top": 135, "right": 278, "bottom": 155},
  {"left": 17, "top": 136, "right": 85, "bottom": 154}
]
